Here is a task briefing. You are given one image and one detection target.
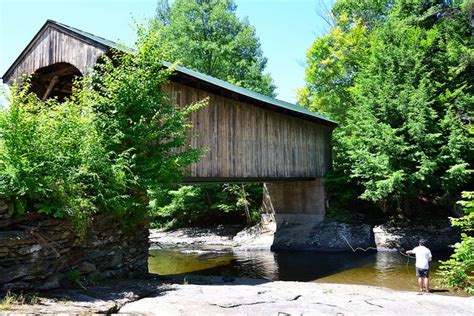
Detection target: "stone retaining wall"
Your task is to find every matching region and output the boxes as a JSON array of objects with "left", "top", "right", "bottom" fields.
[{"left": 0, "top": 199, "right": 149, "bottom": 291}]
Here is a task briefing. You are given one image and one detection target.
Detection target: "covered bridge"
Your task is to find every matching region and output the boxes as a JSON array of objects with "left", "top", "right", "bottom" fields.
[{"left": 2, "top": 20, "right": 337, "bottom": 225}]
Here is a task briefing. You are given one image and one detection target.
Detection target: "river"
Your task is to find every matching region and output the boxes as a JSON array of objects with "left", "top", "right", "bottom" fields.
[{"left": 149, "top": 247, "right": 456, "bottom": 294}]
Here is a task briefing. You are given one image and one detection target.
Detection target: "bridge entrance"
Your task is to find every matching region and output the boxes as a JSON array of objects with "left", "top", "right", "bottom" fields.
[{"left": 29, "top": 62, "right": 82, "bottom": 101}]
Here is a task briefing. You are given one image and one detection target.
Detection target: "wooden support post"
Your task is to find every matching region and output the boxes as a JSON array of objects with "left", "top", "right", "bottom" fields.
[{"left": 42, "top": 76, "right": 59, "bottom": 100}]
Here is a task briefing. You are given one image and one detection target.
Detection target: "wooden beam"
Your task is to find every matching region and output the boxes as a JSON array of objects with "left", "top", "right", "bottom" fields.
[
  {"left": 39, "top": 67, "right": 80, "bottom": 81},
  {"left": 42, "top": 76, "right": 59, "bottom": 100}
]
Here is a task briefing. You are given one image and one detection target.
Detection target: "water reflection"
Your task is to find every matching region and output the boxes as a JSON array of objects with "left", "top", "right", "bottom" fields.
[
  {"left": 148, "top": 248, "right": 452, "bottom": 293},
  {"left": 272, "top": 251, "right": 374, "bottom": 281},
  {"left": 314, "top": 252, "right": 448, "bottom": 292},
  {"left": 148, "top": 248, "right": 234, "bottom": 275},
  {"left": 232, "top": 250, "right": 279, "bottom": 280}
]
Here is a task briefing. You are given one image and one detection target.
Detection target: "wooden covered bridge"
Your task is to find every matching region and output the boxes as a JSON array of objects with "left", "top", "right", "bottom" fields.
[{"left": 2, "top": 20, "right": 337, "bottom": 225}]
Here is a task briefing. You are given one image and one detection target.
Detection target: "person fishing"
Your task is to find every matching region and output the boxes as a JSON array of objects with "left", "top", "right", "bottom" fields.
[{"left": 406, "top": 239, "right": 432, "bottom": 293}]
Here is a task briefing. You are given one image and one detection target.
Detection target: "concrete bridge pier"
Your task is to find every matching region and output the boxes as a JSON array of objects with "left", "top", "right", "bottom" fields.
[{"left": 262, "top": 179, "right": 326, "bottom": 226}]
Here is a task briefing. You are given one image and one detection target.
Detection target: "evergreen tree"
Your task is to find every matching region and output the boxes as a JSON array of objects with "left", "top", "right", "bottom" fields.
[{"left": 302, "top": 0, "right": 473, "bottom": 218}]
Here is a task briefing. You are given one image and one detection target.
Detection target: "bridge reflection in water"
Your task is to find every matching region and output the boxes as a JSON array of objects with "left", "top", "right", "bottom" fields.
[{"left": 148, "top": 248, "right": 451, "bottom": 293}]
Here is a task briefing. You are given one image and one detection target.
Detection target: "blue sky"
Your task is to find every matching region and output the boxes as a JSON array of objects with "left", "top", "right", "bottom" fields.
[{"left": 0, "top": 0, "right": 333, "bottom": 103}]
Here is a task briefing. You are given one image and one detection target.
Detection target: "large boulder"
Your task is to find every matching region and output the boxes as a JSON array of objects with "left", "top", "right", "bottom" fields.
[
  {"left": 233, "top": 222, "right": 276, "bottom": 250},
  {"left": 373, "top": 221, "right": 459, "bottom": 251},
  {"left": 272, "top": 221, "right": 375, "bottom": 251}
]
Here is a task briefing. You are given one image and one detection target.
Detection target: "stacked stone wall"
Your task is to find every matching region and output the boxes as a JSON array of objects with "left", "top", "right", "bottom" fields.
[{"left": 0, "top": 199, "right": 149, "bottom": 291}]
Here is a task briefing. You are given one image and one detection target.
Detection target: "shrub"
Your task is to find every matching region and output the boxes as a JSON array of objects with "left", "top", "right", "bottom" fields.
[
  {"left": 0, "top": 25, "right": 205, "bottom": 233},
  {"left": 0, "top": 83, "right": 132, "bottom": 235},
  {"left": 438, "top": 191, "right": 474, "bottom": 293}
]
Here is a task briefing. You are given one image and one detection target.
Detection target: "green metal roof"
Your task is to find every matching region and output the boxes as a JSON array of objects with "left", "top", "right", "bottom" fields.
[
  {"left": 165, "top": 62, "right": 337, "bottom": 125},
  {"left": 3, "top": 19, "right": 337, "bottom": 126},
  {"left": 49, "top": 20, "right": 134, "bottom": 53}
]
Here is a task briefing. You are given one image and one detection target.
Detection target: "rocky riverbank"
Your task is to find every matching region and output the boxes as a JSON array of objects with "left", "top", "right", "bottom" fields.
[
  {"left": 2, "top": 275, "right": 472, "bottom": 315},
  {"left": 1, "top": 222, "right": 466, "bottom": 314},
  {"left": 149, "top": 225, "right": 241, "bottom": 249},
  {"left": 150, "top": 220, "right": 459, "bottom": 252}
]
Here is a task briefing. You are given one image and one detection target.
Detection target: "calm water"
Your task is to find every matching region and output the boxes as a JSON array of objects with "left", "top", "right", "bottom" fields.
[{"left": 149, "top": 247, "right": 459, "bottom": 294}]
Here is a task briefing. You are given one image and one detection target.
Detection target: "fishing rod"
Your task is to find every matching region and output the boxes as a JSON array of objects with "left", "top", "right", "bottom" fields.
[{"left": 398, "top": 249, "right": 415, "bottom": 259}]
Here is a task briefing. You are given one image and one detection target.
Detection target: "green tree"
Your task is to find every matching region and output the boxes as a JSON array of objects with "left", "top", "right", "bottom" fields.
[
  {"left": 341, "top": 2, "right": 473, "bottom": 215},
  {"left": 81, "top": 25, "right": 206, "bottom": 221},
  {"left": 299, "top": 0, "right": 393, "bottom": 122},
  {"left": 299, "top": 0, "right": 395, "bottom": 219},
  {"left": 154, "top": 0, "right": 275, "bottom": 96},
  {"left": 298, "top": 12, "right": 369, "bottom": 123},
  {"left": 149, "top": 183, "right": 262, "bottom": 228},
  {"left": 302, "top": 0, "right": 473, "bottom": 218}
]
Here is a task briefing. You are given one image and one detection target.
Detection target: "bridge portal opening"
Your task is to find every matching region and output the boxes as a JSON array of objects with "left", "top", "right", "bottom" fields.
[{"left": 29, "top": 62, "right": 82, "bottom": 101}]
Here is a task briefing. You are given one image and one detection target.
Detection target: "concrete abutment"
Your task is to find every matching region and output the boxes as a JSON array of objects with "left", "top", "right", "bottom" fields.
[{"left": 262, "top": 179, "right": 326, "bottom": 226}]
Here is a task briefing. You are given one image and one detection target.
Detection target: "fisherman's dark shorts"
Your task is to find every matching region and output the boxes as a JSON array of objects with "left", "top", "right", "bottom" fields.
[{"left": 416, "top": 268, "right": 429, "bottom": 278}]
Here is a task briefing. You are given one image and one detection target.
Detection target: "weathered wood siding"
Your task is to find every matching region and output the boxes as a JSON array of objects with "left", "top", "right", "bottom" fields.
[
  {"left": 5, "top": 26, "right": 105, "bottom": 83},
  {"left": 164, "top": 82, "right": 332, "bottom": 180}
]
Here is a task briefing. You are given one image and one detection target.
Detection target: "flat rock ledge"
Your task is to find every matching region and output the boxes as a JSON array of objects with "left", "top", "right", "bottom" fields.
[{"left": 3, "top": 276, "right": 472, "bottom": 315}]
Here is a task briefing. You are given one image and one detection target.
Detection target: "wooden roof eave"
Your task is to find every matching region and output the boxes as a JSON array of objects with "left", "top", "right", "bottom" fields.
[{"left": 2, "top": 21, "right": 108, "bottom": 84}]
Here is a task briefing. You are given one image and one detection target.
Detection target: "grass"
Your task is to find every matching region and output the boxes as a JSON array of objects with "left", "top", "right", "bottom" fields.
[{"left": 0, "top": 291, "right": 40, "bottom": 311}]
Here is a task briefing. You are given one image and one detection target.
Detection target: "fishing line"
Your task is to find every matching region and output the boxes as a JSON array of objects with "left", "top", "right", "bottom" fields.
[
  {"left": 341, "top": 233, "right": 419, "bottom": 283},
  {"left": 340, "top": 234, "right": 377, "bottom": 252},
  {"left": 398, "top": 249, "right": 415, "bottom": 277}
]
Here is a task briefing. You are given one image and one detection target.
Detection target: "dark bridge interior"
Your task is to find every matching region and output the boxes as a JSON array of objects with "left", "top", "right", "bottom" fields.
[{"left": 29, "top": 62, "right": 82, "bottom": 101}]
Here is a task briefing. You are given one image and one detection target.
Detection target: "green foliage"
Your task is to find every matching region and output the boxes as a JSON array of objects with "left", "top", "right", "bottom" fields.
[
  {"left": 342, "top": 5, "right": 473, "bottom": 214},
  {"left": 298, "top": 1, "right": 389, "bottom": 220},
  {"left": 332, "top": 0, "right": 395, "bottom": 29},
  {"left": 65, "top": 268, "right": 83, "bottom": 288},
  {"left": 76, "top": 25, "right": 206, "bottom": 225},
  {"left": 221, "top": 184, "right": 260, "bottom": 224},
  {"left": 299, "top": 0, "right": 394, "bottom": 122},
  {"left": 438, "top": 191, "right": 474, "bottom": 293},
  {"left": 302, "top": 0, "right": 473, "bottom": 217},
  {"left": 149, "top": 183, "right": 262, "bottom": 229},
  {"left": 154, "top": 0, "right": 275, "bottom": 96},
  {"left": 0, "top": 291, "right": 39, "bottom": 310},
  {"left": 298, "top": 10, "right": 369, "bottom": 124},
  {"left": 0, "top": 83, "right": 132, "bottom": 235},
  {"left": 0, "top": 25, "right": 204, "bottom": 233},
  {"left": 83, "top": 26, "right": 206, "bottom": 188}
]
